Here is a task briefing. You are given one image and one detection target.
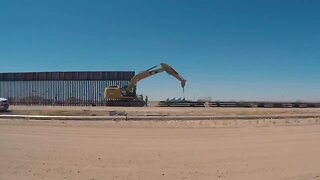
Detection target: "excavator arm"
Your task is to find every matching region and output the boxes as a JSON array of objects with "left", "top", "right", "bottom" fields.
[
  {"left": 127, "top": 63, "right": 186, "bottom": 92},
  {"left": 161, "top": 63, "right": 186, "bottom": 88}
]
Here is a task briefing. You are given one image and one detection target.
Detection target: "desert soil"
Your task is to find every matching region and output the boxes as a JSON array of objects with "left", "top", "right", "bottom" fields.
[
  {"left": 1, "top": 117, "right": 320, "bottom": 180},
  {"left": 4, "top": 105, "right": 320, "bottom": 116}
]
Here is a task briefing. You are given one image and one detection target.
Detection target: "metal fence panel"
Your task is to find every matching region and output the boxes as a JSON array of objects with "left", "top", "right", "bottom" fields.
[
  {"left": 0, "top": 71, "right": 134, "bottom": 106},
  {"left": 0, "top": 71, "right": 134, "bottom": 81}
]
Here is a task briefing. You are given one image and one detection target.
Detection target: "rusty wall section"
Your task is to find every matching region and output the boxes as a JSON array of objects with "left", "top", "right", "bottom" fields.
[{"left": 0, "top": 71, "right": 134, "bottom": 106}]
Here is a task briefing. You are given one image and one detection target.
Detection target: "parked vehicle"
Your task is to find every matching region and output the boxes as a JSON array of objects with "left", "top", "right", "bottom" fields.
[{"left": 0, "top": 98, "right": 9, "bottom": 111}]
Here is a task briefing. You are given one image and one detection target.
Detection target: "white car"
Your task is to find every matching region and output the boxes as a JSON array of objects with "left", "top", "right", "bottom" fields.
[{"left": 0, "top": 98, "right": 9, "bottom": 111}]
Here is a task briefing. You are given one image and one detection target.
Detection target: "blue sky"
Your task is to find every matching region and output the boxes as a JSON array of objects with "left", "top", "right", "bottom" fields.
[{"left": 0, "top": 0, "right": 319, "bottom": 101}]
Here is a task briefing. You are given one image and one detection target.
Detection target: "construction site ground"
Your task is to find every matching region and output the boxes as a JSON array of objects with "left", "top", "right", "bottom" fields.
[
  {"left": 4, "top": 104, "right": 320, "bottom": 116},
  {"left": 1, "top": 106, "right": 320, "bottom": 180}
]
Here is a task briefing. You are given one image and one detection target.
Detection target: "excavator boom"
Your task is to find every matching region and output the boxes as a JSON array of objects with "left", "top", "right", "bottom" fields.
[{"left": 127, "top": 63, "right": 186, "bottom": 92}]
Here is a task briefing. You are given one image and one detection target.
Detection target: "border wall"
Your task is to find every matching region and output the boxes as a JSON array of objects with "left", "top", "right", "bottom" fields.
[{"left": 0, "top": 71, "right": 134, "bottom": 106}]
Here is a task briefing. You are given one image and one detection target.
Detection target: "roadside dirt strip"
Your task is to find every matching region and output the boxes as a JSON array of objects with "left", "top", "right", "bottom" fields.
[
  {"left": 2, "top": 114, "right": 320, "bottom": 120},
  {"left": 0, "top": 119, "right": 320, "bottom": 180}
]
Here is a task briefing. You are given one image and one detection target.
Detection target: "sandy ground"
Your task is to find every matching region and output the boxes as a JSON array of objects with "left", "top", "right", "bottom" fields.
[
  {"left": 4, "top": 105, "right": 320, "bottom": 116},
  {"left": 1, "top": 118, "right": 320, "bottom": 180}
]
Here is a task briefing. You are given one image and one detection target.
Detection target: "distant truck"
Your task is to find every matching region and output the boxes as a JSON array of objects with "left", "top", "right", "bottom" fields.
[{"left": 0, "top": 98, "right": 9, "bottom": 111}]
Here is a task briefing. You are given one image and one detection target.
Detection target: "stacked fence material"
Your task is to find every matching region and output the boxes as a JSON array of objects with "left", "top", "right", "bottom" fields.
[
  {"left": 208, "top": 101, "right": 252, "bottom": 107},
  {"left": 208, "top": 101, "right": 320, "bottom": 108},
  {"left": 159, "top": 99, "right": 205, "bottom": 107}
]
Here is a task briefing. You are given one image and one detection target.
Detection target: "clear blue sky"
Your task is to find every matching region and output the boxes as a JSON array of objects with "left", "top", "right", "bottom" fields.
[{"left": 0, "top": 0, "right": 319, "bottom": 101}]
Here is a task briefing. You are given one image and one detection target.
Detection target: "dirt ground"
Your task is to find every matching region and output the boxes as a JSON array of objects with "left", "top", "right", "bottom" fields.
[
  {"left": 1, "top": 117, "right": 320, "bottom": 180},
  {"left": 4, "top": 105, "right": 320, "bottom": 116}
]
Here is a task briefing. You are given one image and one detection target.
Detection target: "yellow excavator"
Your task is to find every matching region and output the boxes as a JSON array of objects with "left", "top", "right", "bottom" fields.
[{"left": 104, "top": 63, "right": 186, "bottom": 106}]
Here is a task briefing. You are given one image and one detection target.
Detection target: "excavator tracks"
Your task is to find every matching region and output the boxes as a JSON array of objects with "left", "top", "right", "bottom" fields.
[{"left": 106, "top": 100, "right": 145, "bottom": 107}]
